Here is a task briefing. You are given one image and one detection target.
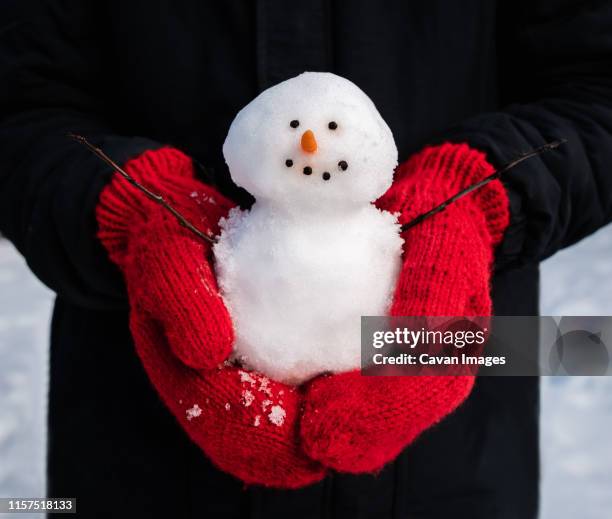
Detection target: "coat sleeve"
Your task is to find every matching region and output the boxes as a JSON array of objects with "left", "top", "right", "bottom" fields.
[
  {"left": 0, "top": 1, "right": 159, "bottom": 309},
  {"left": 438, "top": 0, "right": 612, "bottom": 268}
]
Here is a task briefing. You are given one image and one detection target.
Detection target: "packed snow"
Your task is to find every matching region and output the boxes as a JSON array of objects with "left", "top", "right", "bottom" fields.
[{"left": 215, "top": 72, "right": 403, "bottom": 384}]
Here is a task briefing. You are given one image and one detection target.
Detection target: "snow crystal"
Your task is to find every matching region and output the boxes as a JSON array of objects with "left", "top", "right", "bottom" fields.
[
  {"left": 261, "top": 399, "right": 272, "bottom": 412},
  {"left": 224, "top": 403, "right": 231, "bottom": 411},
  {"left": 186, "top": 404, "right": 201, "bottom": 421},
  {"left": 253, "top": 415, "right": 261, "bottom": 427},
  {"left": 241, "top": 389, "right": 255, "bottom": 407},
  {"left": 258, "top": 376, "right": 272, "bottom": 397},
  {"left": 268, "top": 405, "right": 286, "bottom": 426},
  {"left": 190, "top": 191, "right": 198, "bottom": 198},
  {"left": 214, "top": 72, "right": 403, "bottom": 384},
  {"left": 238, "top": 370, "right": 257, "bottom": 386}
]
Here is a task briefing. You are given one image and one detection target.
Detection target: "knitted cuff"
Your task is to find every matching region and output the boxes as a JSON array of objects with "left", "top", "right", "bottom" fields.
[
  {"left": 385, "top": 142, "right": 510, "bottom": 247},
  {"left": 96, "top": 147, "right": 217, "bottom": 265}
]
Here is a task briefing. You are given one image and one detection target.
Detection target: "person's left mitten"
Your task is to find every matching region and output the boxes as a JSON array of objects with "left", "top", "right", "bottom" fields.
[
  {"left": 300, "top": 143, "right": 510, "bottom": 473},
  {"left": 96, "top": 147, "right": 235, "bottom": 369}
]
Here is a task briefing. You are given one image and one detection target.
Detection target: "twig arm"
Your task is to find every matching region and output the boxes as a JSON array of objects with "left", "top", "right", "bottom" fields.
[
  {"left": 68, "top": 133, "right": 216, "bottom": 244},
  {"left": 400, "top": 139, "right": 567, "bottom": 232}
]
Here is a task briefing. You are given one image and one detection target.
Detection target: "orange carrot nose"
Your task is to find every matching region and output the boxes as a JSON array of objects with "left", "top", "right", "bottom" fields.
[{"left": 301, "top": 130, "right": 317, "bottom": 153}]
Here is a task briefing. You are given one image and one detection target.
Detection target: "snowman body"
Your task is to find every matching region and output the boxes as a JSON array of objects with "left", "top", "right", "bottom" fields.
[
  {"left": 214, "top": 201, "right": 401, "bottom": 384},
  {"left": 214, "top": 72, "right": 403, "bottom": 384}
]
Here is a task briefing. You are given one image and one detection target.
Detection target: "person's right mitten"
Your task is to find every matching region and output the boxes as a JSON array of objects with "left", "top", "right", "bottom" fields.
[
  {"left": 96, "top": 147, "right": 325, "bottom": 487},
  {"left": 97, "top": 147, "right": 236, "bottom": 369},
  {"left": 300, "top": 143, "right": 510, "bottom": 473}
]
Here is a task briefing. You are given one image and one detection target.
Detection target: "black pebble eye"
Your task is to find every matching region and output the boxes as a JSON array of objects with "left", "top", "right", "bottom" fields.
[
  {"left": 290, "top": 120, "right": 300, "bottom": 128},
  {"left": 303, "top": 166, "right": 312, "bottom": 175},
  {"left": 285, "top": 159, "right": 293, "bottom": 167},
  {"left": 328, "top": 121, "right": 338, "bottom": 130},
  {"left": 322, "top": 172, "right": 331, "bottom": 181},
  {"left": 338, "top": 160, "right": 348, "bottom": 171}
]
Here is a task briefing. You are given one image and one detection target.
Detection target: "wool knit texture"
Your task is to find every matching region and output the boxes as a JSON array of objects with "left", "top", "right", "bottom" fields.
[
  {"left": 96, "top": 147, "right": 325, "bottom": 488},
  {"left": 300, "top": 143, "right": 510, "bottom": 474},
  {"left": 97, "top": 147, "right": 236, "bottom": 370}
]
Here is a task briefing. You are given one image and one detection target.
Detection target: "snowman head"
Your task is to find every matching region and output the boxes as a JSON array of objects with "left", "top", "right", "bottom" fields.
[{"left": 223, "top": 72, "right": 398, "bottom": 212}]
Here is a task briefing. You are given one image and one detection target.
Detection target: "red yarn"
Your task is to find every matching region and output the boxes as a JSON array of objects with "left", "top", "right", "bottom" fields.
[
  {"left": 96, "top": 148, "right": 325, "bottom": 488},
  {"left": 300, "top": 143, "right": 510, "bottom": 474},
  {"left": 96, "top": 147, "right": 236, "bottom": 369}
]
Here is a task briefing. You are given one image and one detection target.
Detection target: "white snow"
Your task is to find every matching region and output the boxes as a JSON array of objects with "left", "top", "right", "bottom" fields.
[
  {"left": 222, "top": 72, "right": 398, "bottom": 210},
  {"left": 539, "top": 225, "right": 612, "bottom": 519},
  {"left": 189, "top": 191, "right": 217, "bottom": 206},
  {"left": 238, "top": 369, "right": 257, "bottom": 386},
  {"left": 267, "top": 405, "right": 286, "bottom": 427},
  {"left": 0, "top": 240, "right": 53, "bottom": 510},
  {"left": 257, "top": 376, "right": 272, "bottom": 397},
  {"left": 241, "top": 390, "right": 255, "bottom": 407},
  {"left": 215, "top": 72, "right": 403, "bottom": 384},
  {"left": 185, "top": 404, "right": 202, "bottom": 421}
]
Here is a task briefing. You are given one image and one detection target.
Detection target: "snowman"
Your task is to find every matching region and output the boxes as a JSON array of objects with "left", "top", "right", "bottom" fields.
[{"left": 214, "top": 72, "right": 403, "bottom": 385}]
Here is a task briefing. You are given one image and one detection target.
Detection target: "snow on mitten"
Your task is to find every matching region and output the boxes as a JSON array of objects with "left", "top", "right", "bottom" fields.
[
  {"left": 97, "top": 147, "right": 325, "bottom": 487},
  {"left": 300, "top": 143, "right": 510, "bottom": 473},
  {"left": 134, "top": 316, "right": 325, "bottom": 487}
]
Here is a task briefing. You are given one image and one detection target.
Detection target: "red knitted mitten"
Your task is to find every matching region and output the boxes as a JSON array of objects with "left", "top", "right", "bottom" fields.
[
  {"left": 300, "top": 143, "right": 510, "bottom": 473},
  {"left": 134, "top": 317, "right": 325, "bottom": 488},
  {"left": 97, "top": 147, "right": 235, "bottom": 369},
  {"left": 97, "top": 148, "right": 325, "bottom": 487}
]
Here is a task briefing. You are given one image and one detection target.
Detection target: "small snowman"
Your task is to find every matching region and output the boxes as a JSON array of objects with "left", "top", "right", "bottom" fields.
[{"left": 214, "top": 72, "right": 403, "bottom": 385}]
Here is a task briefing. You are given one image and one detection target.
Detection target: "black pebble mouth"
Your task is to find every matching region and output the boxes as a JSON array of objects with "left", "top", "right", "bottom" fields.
[{"left": 290, "top": 161, "right": 348, "bottom": 181}]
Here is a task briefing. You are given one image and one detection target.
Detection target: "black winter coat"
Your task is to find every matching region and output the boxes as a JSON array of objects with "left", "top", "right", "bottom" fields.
[{"left": 1, "top": 1, "right": 612, "bottom": 518}]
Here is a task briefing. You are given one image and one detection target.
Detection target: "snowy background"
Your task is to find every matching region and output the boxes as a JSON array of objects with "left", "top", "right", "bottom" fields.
[{"left": 0, "top": 225, "right": 611, "bottom": 518}]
